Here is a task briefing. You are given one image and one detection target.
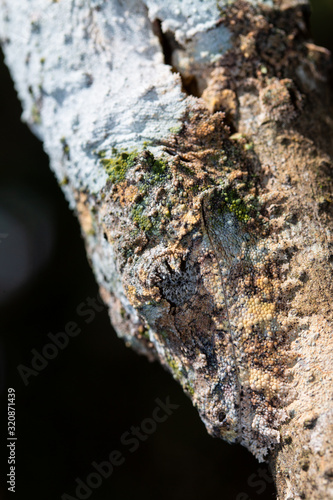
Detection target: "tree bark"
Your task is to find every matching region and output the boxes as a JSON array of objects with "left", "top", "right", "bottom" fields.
[{"left": 1, "top": 0, "right": 332, "bottom": 498}]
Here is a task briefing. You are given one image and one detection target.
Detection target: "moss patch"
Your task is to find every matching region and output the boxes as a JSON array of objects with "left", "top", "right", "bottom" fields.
[
  {"left": 131, "top": 204, "right": 153, "bottom": 232},
  {"left": 31, "top": 104, "right": 41, "bottom": 124},
  {"left": 100, "top": 148, "right": 169, "bottom": 187},
  {"left": 221, "top": 188, "right": 252, "bottom": 222},
  {"left": 59, "top": 176, "right": 69, "bottom": 186},
  {"left": 101, "top": 149, "right": 138, "bottom": 183},
  {"left": 212, "top": 187, "right": 257, "bottom": 223},
  {"left": 60, "top": 137, "right": 70, "bottom": 159},
  {"left": 142, "top": 151, "right": 169, "bottom": 185},
  {"left": 166, "top": 356, "right": 187, "bottom": 383}
]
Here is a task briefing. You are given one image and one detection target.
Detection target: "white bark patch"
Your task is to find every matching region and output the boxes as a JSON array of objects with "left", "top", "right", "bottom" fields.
[{"left": 0, "top": 0, "right": 188, "bottom": 195}]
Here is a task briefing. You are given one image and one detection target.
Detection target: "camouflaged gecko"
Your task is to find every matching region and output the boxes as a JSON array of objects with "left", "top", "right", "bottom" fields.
[
  {"left": 100, "top": 105, "right": 292, "bottom": 462},
  {"left": 200, "top": 187, "right": 289, "bottom": 457}
]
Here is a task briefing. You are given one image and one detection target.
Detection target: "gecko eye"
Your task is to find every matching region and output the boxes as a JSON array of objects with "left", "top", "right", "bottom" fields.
[
  {"left": 218, "top": 411, "right": 232, "bottom": 430},
  {"left": 218, "top": 411, "right": 227, "bottom": 422}
]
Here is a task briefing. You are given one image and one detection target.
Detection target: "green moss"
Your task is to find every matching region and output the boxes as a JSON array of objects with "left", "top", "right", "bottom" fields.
[
  {"left": 101, "top": 149, "right": 138, "bottom": 183},
  {"left": 218, "top": 188, "right": 253, "bottom": 223},
  {"left": 185, "top": 383, "right": 195, "bottom": 396},
  {"left": 131, "top": 200, "right": 165, "bottom": 235},
  {"left": 100, "top": 148, "right": 172, "bottom": 234},
  {"left": 143, "top": 151, "right": 169, "bottom": 185},
  {"left": 229, "top": 133, "right": 244, "bottom": 142},
  {"left": 60, "top": 137, "right": 70, "bottom": 159},
  {"left": 140, "top": 328, "right": 150, "bottom": 340},
  {"left": 59, "top": 176, "right": 69, "bottom": 186},
  {"left": 166, "top": 357, "right": 183, "bottom": 381},
  {"left": 179, "top": 163, "right": 195, "bottom": 177},
  {"left": 189, "top": 184, "right": 199, "bottom": 194},
  {"left": 160, "top": 330, "right": 168, "bottom": 341},
  {"left": 129, "top": 228, "right": 140, "bottom": 239},
  {"left": 101, "top": 147, "right": 170, "bottom": 187},
  {"left": 169, "top": 125, "right": 182, "bottom": 134},
  {"left": 145, "top": 299, "right": 158, "bottom": 307},
  {"left": 131, "top": 204, "right": 153, "bottom": 232},
  {"left": 31, "top": 104, "right": 41, "bottom": 124}
]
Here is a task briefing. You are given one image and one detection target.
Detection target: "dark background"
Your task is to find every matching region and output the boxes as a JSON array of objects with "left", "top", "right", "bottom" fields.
[{"left": 1, "top": 2, "right": 332, "bottom": 499}]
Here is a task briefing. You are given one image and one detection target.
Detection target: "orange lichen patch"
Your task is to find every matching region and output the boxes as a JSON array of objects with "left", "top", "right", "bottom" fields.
[
  {"left": 202, "top": 87, "right": 238, "bottom": 116},
  {"left": 172, "top": 104, "right": 230, "bottom": 156},
  {"left": 176, "top": 210, "right": 201, "bottom": 239},
  {"left": 239, "top": 31, "right": 256, "bottom": 58},
  {"left": 122, "top": 184, "right": 140, "bottom": 206},
  {"left": 76, "top": 192, "right": 94, "bottom": 234},
  {"left": 138, "top": 267, "right": 148, "bottom": 283},
  {"left": 195, "top": 120, "right": 218, "bottom": 139},
  {"left": 228, "top": 169, "right": 246, "bottom": 182},
  {"left": 126, "top": 285, "right": 138, "bottom": 305},
  {"left": 111, "top": 181, "right": 139, "bottom": 207}
]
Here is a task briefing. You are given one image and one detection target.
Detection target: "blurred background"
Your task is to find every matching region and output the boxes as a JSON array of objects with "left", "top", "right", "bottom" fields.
[{"left": 0, "top": 1, "right": 332, "bottom": 499}]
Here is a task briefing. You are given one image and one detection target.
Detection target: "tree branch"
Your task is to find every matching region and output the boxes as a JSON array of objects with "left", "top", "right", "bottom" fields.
[{"left": 1, "top": 0, "right": 332, "bottom": 498}]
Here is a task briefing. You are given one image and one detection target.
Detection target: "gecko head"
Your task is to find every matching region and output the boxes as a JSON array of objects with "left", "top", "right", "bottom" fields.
[
  {"left": 206, "top": 411, "right": 240, "bottom": 443},
  {"left": 200, "top": 386, "right": 241, "bottom": 445},
  {"left": 217, "top": 411, "right": 240, "bottom": 443}
]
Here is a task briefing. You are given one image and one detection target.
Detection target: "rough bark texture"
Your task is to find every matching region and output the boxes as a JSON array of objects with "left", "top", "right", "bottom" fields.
[{"left": 1, "top": 0, "right": 332, "bottom": 498}]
